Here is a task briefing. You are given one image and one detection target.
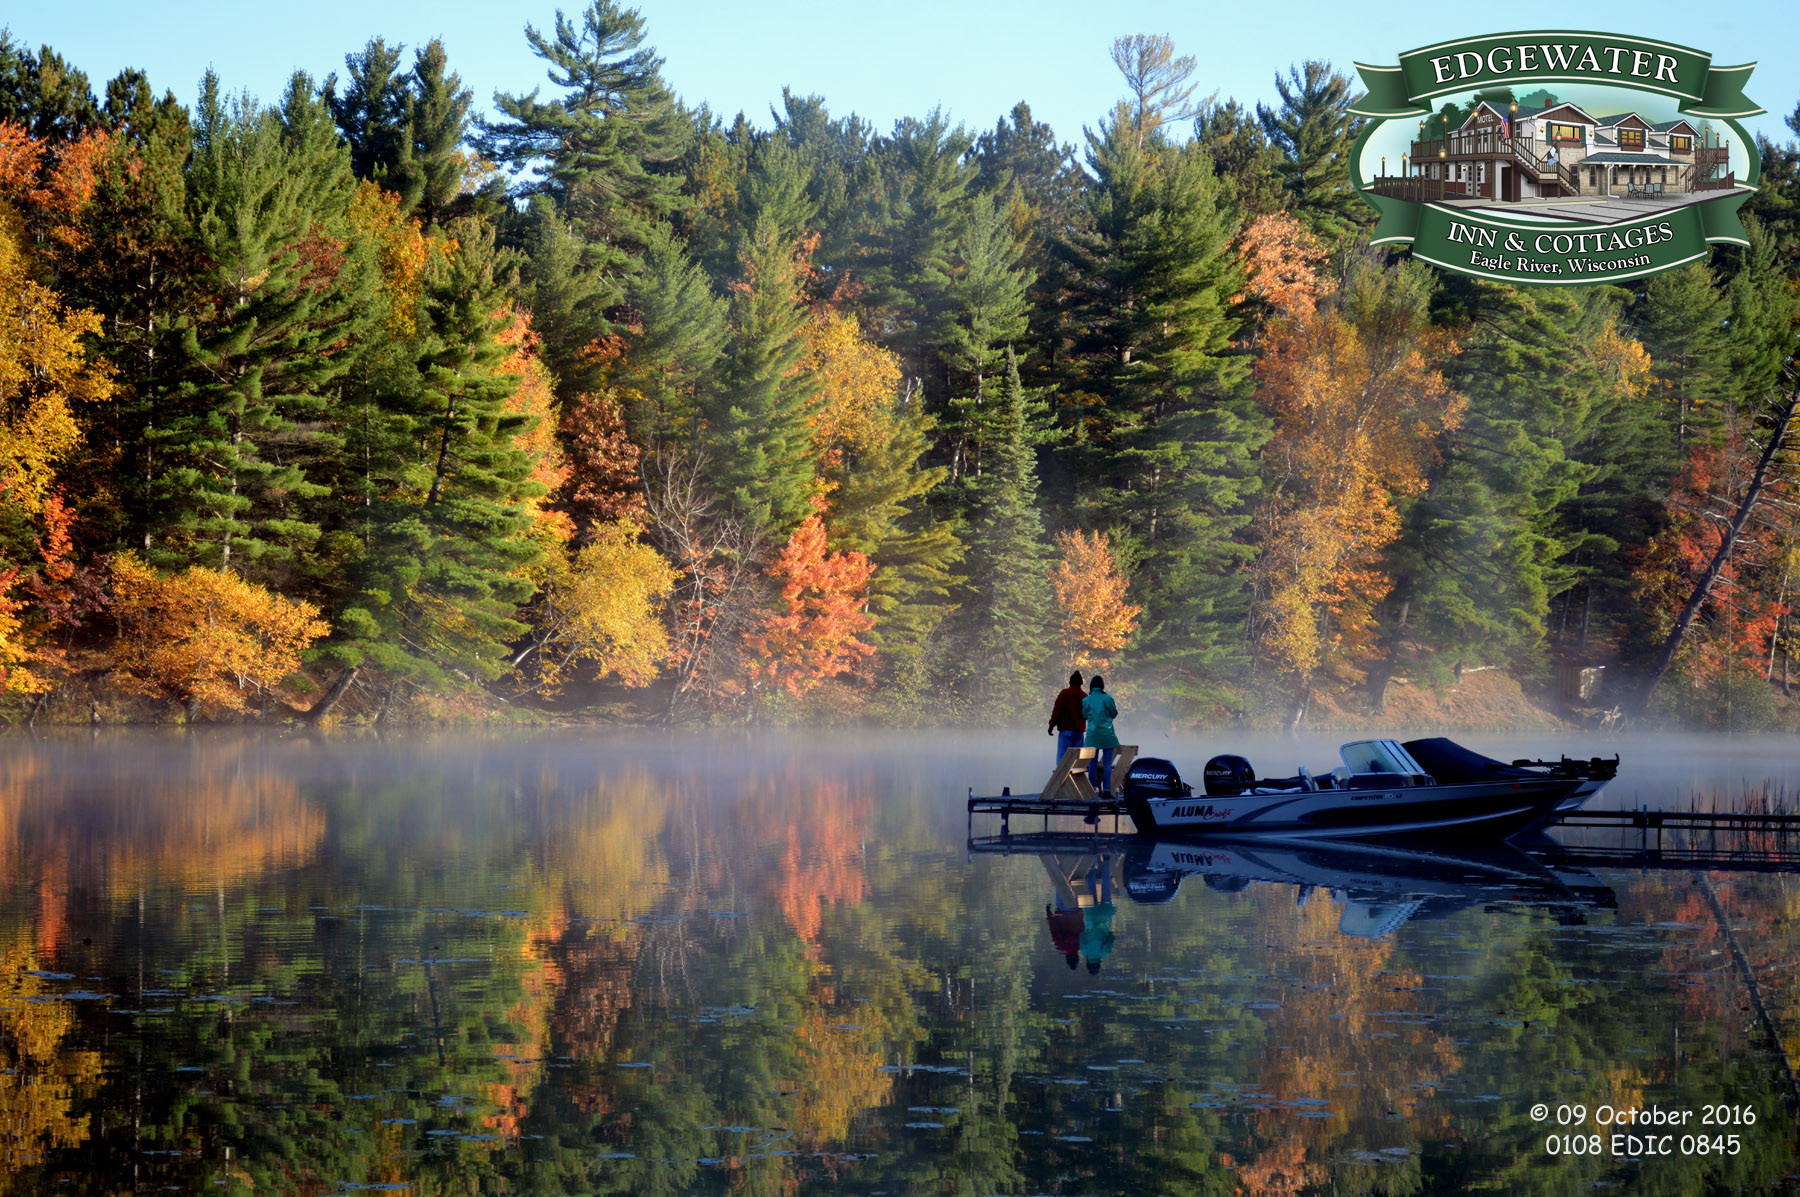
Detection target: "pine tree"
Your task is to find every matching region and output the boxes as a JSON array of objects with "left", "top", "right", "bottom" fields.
[
  {"left": 861, "top": 110, "right": 978, "bottom": 392},
  {"left": 1061, "top": 121, "right": 1263, "bottom": 711},
  {"left": 1632, "top": 262, "right": 1731, "bottom": 454},
  {"left": 1257, "top": 62, "right": 1365, "bottom": 241},
  {"left": 940, "top": 189, "right": 1035, "bottom": 482},
  {"left": 958, "top": 347, "right": 1050, "bottom": 709},
  {"left": 327, "top": 38, "right": 416, "bottom": 205},
  {"left": 619, "top": 222, "right": 728, "bottom": 449},
  {"left": 0, "top": 36, "right": 98, "bottom": 142},
  {"left": 826, "top": 398, "right": 964, "bottom": 692},
  {"left": 1193, "top": 97, "right": 1284, "bottom": 216},
  {"left": 407, "top": 39, "right": 472, "bottom": 227},
  {"left": 1369, "top": 283, "right": 1616, "bottom": 697},
  {"left": 478, "top": 0, "right": 691, "bottom": 277},
  {"left": 331, "top": 221, "right": 544, "bottom": 687},
  {"left": 705, "top": 213, "right": 817, "bottom": 534},
  {"left": 143, "top": 73, "right": 378, "bottom": 581}
]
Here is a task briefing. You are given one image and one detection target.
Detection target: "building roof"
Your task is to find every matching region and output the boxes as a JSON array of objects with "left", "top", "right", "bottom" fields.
[
  {"left": 1595, "top": 112, "right": 1653, "bottom": 129},
  {"left": 1651, "top": 118, "right": 1700, "bottom": 134},
  {"left": 1518, "top": 101, "right": 1597, "bottom": 124}
]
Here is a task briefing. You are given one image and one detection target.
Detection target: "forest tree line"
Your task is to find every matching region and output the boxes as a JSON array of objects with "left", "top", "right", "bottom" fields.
[{"left": 1, "top": 6, "right": 1799, "bottom": 727}]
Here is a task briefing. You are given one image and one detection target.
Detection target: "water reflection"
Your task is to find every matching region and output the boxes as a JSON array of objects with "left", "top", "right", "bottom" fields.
[{"left": 0, "top": 732, "right": 1795, "bottom": 1195}]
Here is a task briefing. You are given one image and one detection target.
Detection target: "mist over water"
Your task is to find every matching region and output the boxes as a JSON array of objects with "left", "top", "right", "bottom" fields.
[{"left": 1, "top": 730, "right": 1797, "bottom": 1193}]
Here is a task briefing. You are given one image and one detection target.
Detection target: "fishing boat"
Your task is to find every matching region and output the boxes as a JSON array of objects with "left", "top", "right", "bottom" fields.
[{"left": 1118, "top": 738, "right": 1617, "bottom": 839}]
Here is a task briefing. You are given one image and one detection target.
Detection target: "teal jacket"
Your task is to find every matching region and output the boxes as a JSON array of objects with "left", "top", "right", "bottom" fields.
[{"left": 1082, "top": 691, "right": 1119, "bottom": 749}]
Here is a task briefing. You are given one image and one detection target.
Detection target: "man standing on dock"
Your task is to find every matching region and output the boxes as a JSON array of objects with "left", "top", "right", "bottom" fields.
[{"left": 1048, "top": 671, "right": 1087, "bottom": 771}]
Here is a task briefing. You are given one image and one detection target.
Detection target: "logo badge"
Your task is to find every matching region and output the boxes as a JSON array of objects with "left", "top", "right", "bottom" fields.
[{"left": 1351, "top": 31, "right": 1762, "bottom": 285}]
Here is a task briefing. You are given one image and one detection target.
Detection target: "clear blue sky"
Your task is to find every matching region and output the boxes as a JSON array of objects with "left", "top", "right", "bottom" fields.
[{"left": 7, "top": 0, "right": 1794, "bottom": 151}]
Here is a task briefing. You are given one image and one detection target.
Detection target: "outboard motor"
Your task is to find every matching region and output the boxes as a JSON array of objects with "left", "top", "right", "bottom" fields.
[
  {"left": 1122, "top": 757, "right": 1190, "bottom": 800},
  {"left": 1203, "top": 754, "right": 1256, "bottom": 796}
]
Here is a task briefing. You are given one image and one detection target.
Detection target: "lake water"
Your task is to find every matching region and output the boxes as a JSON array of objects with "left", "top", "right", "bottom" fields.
[{"left": 1, "top": 730, "right": 1797, "bottom": 1195}]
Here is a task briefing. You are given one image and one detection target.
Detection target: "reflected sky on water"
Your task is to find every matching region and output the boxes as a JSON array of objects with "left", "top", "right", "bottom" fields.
[{"left": 0, "top": 730, "right": 1796, "bottom": 1195}]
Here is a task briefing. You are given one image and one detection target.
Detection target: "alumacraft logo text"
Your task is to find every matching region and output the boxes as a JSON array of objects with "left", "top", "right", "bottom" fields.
[
  {"left": 1349, "top": 29, "right": 1762, "bottom": 286},
  {"left": 1168, "top": 804, "right": 1230, "bottom": 820}
]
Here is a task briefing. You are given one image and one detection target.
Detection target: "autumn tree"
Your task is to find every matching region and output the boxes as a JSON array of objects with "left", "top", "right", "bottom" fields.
[
  {"left": 518, "top": 520, "right": 678, "bottom": 694},
  {"left": 1251, "top": 254, "right": 1461, "bottom": 720},
  {"left": 1048, "top": 529, "right": 1141, "bottom": 670},
  {"left": 0, "top": 198, "right": 114, "bottom": 521},
  {"left": 747, "top": 510, "right": 875, "bottom": 698},
  {"left": 108, "top": 553, "right": 329, "bottom": 717}
]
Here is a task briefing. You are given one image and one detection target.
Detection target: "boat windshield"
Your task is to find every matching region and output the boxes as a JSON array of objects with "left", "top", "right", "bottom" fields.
[{"left": 1339, "top": 739, "right": 1428, "bottom": 776}]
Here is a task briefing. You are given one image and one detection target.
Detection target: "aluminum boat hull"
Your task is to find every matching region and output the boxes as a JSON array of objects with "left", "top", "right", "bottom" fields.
[{"left": 1125, "top": 775, "right": 1582, "bottom": 839}]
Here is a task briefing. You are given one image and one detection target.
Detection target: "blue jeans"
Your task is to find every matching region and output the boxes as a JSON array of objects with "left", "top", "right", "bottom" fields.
[
  {"left": 1089, "top": 745, "right": 1116, "bottom": 794},
  {"left": 1056, "top": 729, "right": 1084, "bottom": 773}
]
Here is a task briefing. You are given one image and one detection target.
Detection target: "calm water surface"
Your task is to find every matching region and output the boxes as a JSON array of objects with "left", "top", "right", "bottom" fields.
[{"left": 2, "top": 730, "right": 1797, "bottom": 1195}]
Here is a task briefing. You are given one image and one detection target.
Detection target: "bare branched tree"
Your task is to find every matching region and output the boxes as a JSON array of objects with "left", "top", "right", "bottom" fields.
[{"left": 1110, "top": 34, "right": 1206, "bottom": 148}]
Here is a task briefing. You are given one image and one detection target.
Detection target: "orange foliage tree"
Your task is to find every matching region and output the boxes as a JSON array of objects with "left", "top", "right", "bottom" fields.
[
  {"left": 108, "top": 554, "right": 330, "bottom": 717},
  {"left": 747, "top": 512, "right": 876, "bottom": 697},
  {"left": 1251, "top": 265, "right": 1462, "bottom": 692},
  {"left": 1634, "top": 437, "right": 1790, "bottom": 706},
  {"left": 1236, "top": 211, "right": 1334, "bottom": 321},
  {"left": 1048, "top": 529, "right": 1141, "bottom": 670}
]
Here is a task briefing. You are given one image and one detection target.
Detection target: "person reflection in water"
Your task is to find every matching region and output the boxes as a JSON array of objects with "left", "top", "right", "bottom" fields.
[
  {"left": 1079, "top": 855, "right": 1116, "bottom": 975},
  {"left": 1045, "top": 896, "right": 1083, "bottom": 970}
]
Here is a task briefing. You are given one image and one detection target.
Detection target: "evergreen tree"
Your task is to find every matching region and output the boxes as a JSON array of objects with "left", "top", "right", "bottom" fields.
[
  {"left": 143, "top": 73, "right": 378, "bottom": 582},
  {"left": 1370, "top": 283, "right": 1616, "bottom": 696},
  {"left": 0, "top": 35, "right": 98, "bottom": 141},
  {"left": 332, "top": 221, "right": 543, "bottom": 687},
  {"left": 940, "top": 190, "right": 1035, "bottom": 482},
  {"left": 619, "top": 221, "right": 729, "bottom": 449},
  {"left": 478, "top": 0, "right": 691, "bottom": 279},
  {"left": 1193, "top": 97, "right": 1284, "bottom": 216},
  {"left": 327, "top": 38, "right": 416, "bottom": 204},
  {"left": 826, "top": 399, "right": 964, "bottom": 702},
  {"left": 407, "top": 39, "right": 473, "bottom": 227},
  {"left": 1257, "top": 61, "right": 1364, "bottom": 241},
  {"left": 1061, "top": 122, "right": 1263, "bottom": 711},
  {"left": 705, "top": 213, "right": 817, "bottom": 533},
  {"left": 958, "top": 347, "right": 1050, "bottom": 708},
  {"left": 861, "top": 110, "right": 978, "bottom": 393},
  {"left": 1632, "top": 261, "right": 1731, "bottom": 454}
]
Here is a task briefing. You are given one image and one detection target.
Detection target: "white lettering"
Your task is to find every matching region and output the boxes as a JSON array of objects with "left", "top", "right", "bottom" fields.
[
  {"left": 1518, "top": 46, "right": 1539, "bottom": 72},
  {"left": 1630, "top": 50, "right": 1653, "bottom": 77},
  {"left": 1431, "top": 55, "right": 1456, "bottom": 85},
  {"left": 1456, "top": 51, "right": 1483, "bottom": 79},
  {"left": 1603, "top": 47, "right": 1628, "bottom": 74},
  {"left": 1574, "top": 46, "right": 1601, "bottom": 72},
  {"left": 1656, "top": 54, "right": 1679, "bottom": 83},
  {"left": 1539, "top": 44, "right": 1576, "bottom": 72},
  {"left": 1487, "top": 47, "right": 1514, "bottom": 75}
]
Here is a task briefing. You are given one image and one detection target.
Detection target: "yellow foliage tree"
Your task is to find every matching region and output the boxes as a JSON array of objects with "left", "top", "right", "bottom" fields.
[
  {"left": 1252, "top": 292, "right": 1463, "bottom": 686},
  {"left": 347, "top": 181, "right": 454, "bottom": 336},
  {"left": 800, "top": 309, "right": 902, "bottom": 470},
  {"left": 1048, "top": 529, "right": 1141, "bottom": 670},
  {"left": 0, "top": 566, "right": 34, "bottom": 695},
  {"left": 0, "top": 201, "right": 114, "bottom": 516},
  {"left": 108, "top": 555, "right": 330, "bottom": 717},
  {"left": 522, "top": 522, "right": 679, "bottom": 694}
]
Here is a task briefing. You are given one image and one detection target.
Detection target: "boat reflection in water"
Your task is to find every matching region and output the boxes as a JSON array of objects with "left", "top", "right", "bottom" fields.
[{"left": 980, "top": 826, "right": 1800, "bottom": 951}]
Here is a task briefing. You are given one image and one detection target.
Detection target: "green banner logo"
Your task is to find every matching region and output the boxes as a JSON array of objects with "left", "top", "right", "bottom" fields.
[{"left": 1351, "top": 30, "right": 1762, "bottom": 286}]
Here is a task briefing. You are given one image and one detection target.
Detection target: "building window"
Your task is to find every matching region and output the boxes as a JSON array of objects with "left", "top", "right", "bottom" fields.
[
  {"left": 1618, "top": 128, "right": 1645, "bottom": 149},
  {"left": 1548, "top": 123, "right": 1584, "bottom": 144},
  {"left": 1589, "top": 167, "right": 1599, "bottom": 187},
  {"left": 1671, "top": 135, "right": 1692, "bottom": 151}
]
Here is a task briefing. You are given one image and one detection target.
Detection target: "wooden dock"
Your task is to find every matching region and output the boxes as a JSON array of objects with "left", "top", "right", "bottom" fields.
[{"left": 965, "top": 789, "right": 1132, "bottom": 835}]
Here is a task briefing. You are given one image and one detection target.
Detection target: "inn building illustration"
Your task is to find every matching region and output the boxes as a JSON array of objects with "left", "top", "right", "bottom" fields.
[{"left": 1371, "top": 97, "right": 1735, "bottom": 207}]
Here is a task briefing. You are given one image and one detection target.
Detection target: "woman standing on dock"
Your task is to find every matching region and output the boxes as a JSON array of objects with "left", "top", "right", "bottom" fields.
[{"left": 1083, "top": 677, "right": 1120, "bottom": 795}]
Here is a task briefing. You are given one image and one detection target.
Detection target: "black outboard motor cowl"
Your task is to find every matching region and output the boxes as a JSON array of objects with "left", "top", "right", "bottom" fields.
[
  {"left": 1123, "top": 757, "right": 1190, "bottom": 799},
  {"left": 1203, "top": 755, "right": 1256, "bottom": 796}
]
